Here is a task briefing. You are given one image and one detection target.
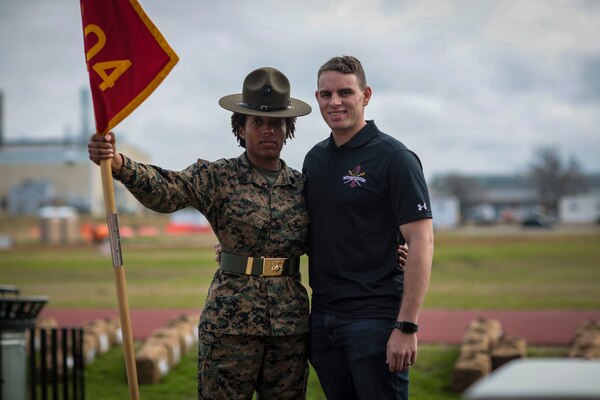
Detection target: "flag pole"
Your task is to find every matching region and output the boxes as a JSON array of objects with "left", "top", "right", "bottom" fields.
[
  {"left": 80, "top": 0, "right": 178, "bottom": 394},
  {"left": 100, "top": 157, "right": 140, "bottom": 400}
]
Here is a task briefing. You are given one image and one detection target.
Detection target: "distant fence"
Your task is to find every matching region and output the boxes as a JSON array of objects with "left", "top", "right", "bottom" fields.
[{"left": 29, "top": 327, "right": 85, "bottom": 400}]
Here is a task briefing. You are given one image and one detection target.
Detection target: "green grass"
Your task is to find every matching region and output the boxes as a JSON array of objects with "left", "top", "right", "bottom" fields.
[
  {"left": 86, "top": 345, "right": 199, "bottom": 400},
  {"left": 3, "top": 228, "right": 599, "bottom": 310},
  {"left": 81, "top": 343, "right": 567, "bottom": 400},
  {"left": 425, "top": 231, "right": 600, "bottom": 309}
]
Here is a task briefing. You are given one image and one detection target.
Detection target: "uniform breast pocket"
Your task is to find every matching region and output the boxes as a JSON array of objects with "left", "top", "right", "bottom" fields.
[
  {"left": 284, "top": 202, "right": 310, "bottom": 233},
  {"left": 282, "top": 203, "right": 309, "bottom": 253},
  {"left": 221, "top": 198, "right": 271, "bottom": 249}
]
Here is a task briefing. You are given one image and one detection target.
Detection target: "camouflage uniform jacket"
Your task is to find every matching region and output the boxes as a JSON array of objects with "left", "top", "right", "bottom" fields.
[{"left": 114, "top": 152, "right": 310, "bottom": 336}]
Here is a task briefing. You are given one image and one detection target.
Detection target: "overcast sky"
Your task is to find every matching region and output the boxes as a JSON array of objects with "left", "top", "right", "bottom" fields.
[{"left": 1, "top": 0, "right": 599, "bottom": 180}]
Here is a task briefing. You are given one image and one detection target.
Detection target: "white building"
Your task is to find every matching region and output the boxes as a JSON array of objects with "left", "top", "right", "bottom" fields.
[
  {"left": 559, "top": 193, "right": 600, "bottom": 224},
  {"left": 430, "top": 196, "right": 460, "bottom": 229}
]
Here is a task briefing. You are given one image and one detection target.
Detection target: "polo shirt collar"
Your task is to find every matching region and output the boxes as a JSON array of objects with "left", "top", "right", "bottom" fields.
[
  {"left": 237, "top": 152, "right": 298, "bottom": 188},
  {"left": 327, "top": 120, "right": 379, "bottom": 150}
]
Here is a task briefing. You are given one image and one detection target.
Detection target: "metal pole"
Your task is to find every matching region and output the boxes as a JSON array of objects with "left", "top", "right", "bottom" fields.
[
  {"left": 29, "top": 327, "right": 37, "bottom": 400},
  {"left": 61, "top": 329, "right": 67, "bottom": 400},
  {"left": 51, "top": 329, "right": 58, "bottom": 400},
  {"left": 77, "top": 328, "right": 84, "bottom": 400},
  {"left": 40, "top": 329, "right": 47, "bottom": 400}
]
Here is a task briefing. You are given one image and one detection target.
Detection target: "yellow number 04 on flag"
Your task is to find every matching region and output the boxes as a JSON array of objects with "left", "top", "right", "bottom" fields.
[
  {"left": 80, "top": 0, "right": 178, "bottom": 134},
  {"left": 85, "top": 24, "right": 133, "bottom": 92}
]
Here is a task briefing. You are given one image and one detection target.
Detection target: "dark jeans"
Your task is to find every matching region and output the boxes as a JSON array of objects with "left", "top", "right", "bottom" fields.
[{"left": 309, "top": 312, "right": 409, "bottom": 400}]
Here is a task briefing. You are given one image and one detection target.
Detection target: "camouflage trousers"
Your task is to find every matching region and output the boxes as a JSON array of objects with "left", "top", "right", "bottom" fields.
[{"left": 197, "top": 331, "right": 309, "bottom": 400}]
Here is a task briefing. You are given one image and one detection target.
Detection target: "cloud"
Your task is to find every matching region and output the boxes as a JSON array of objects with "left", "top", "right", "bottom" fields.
[
  {"left": 0, "top": 0, "right": 599, "bottom": 179},
  {"left": 486, "top": 0, "right": 600, "bottom": 55}
]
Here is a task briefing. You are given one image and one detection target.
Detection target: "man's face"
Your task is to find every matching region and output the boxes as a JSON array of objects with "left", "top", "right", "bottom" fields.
[
  {"left": 240, "top": 115, "right": 286, "bottom": 164},
  {"left": 316, "top": 71, "right": 371, "bottom": 137}
]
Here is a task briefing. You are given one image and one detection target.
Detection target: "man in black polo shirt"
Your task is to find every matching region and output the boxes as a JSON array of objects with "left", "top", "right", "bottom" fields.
[{"left": 303, "top": 56, "right": 434, "bottom": 399}]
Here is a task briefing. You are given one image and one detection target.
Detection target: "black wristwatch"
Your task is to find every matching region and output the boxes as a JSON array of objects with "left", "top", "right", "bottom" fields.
[{"left": 394, "top": 321, "right": 419, "bottom": 334}]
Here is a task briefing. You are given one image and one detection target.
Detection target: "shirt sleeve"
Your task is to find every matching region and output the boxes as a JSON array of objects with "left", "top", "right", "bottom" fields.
[
  {"left": 386, "top": 149, "right": 432, "bottom": 226},
  {"left": 113, "top": 155, "right": 213, "bottom": 214}
]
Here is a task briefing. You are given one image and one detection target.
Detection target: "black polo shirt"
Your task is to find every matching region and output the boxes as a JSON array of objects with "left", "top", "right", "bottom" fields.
[{"left": 302, "top": 120, "right": 432, "bottom": 319}]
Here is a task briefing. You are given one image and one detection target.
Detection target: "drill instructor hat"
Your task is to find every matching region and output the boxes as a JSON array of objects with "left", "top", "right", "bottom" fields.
[{"left": 219, "top": 67, "right": 311, "bottom": 118}]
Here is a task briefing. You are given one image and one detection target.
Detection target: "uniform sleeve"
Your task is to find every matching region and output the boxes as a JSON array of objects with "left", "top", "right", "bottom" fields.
[
  {"left": 386, "top": 149, "right": 432, "bottom": 226},
  {"left": 114, "top": 155, "right": 215, "bottom": 214}
]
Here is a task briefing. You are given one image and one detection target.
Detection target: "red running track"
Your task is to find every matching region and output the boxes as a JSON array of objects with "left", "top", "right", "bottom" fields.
[{"left": 39, "top": 308, "right": 600, "bottom": 346}]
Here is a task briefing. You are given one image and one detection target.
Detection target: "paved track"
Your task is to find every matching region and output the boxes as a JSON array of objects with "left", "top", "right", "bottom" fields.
[{"left": 39, "top": 308, "right": 600, "bottom": 346}]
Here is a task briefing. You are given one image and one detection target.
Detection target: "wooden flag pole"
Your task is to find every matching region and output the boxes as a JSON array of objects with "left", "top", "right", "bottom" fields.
[
  {"left": 100, "top": 157, "right": 140, "bottom": 400},
  {"left": 81, "top": 0, "right": 178, "bottom": 393}
]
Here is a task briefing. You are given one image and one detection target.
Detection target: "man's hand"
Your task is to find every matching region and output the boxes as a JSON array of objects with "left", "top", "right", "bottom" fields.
[
  {"left": 398, "top": 243, "right": 408, "bottom": 267},
  {"left": 386, "top": 329, "right": 417, "bottom": 372},
  {"left": 214, "top": 242, "right": 222, "bottom": 262}
]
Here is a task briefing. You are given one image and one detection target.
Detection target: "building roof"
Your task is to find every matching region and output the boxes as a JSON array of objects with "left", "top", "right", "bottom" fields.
[{"left": 0, "top": 143, "right": 89, "bottom": 165}]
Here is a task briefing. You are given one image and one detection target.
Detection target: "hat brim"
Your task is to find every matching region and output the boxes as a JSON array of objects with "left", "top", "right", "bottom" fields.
[{"left": 219, "top": 94, "right": 312, "bottom": 118}]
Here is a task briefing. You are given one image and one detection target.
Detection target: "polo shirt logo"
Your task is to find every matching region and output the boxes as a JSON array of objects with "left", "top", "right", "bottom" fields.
[
  {"left": 343, "top": 165, "right": 367, "bottom": 188},
  {"left": 417, "top": 203, "right": 428, "bottom": 211}
]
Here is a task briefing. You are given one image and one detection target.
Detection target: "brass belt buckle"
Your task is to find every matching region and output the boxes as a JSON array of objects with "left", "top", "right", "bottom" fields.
[{"left": 261, "top": 257, "right": 286, "bottom": 276}]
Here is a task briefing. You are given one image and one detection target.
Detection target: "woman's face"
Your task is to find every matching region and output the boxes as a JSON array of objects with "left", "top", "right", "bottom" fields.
[{"left": 239, "top": 115, "right": 286, "bottom": 170}]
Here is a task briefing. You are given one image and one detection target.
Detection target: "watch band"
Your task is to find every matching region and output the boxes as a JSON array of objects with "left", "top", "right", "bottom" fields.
[{"left": 394, "top": 321, "right": 419, "bottom": 333}]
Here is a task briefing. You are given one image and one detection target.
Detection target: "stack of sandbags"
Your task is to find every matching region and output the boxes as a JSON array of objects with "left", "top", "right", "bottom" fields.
[
  {"left": 83, "top": 317, "right": 122, "bottom": 364},
  {"left": 464, "top": 318, "right": 503, "bottom": 348},
  {"left": 104, "top": 317, "right": 123, "bottom": 346},
  {"left": 135, "top": 313, "right": 199, "bottom": 384},
  {"left": 451, "top": 317, "right": 502, "bottom": 393},
  {"left": 166, "top": 314, "right": 198, "bottom": 351},
  {"left": 136, "top": 343, "right": 171, "bottom": 384},
  {"left": 28, "top": 318, "right": 66, "bottom": 380},
  {"left": 83, "top": 333, "right": 98, "bottom": 364},
  {"left": 569, "top": 320, "right": 600, "bottom": 359},
  {"left": 491, "top": 336, "right": 527, "bottom": 370},
  {"left": 145, "top": 328, "right": 183, "bottom": 367},
  {"left": 30, "top": 318, "right": 111, "bottom": 380},
  {"left": 28, "top": 317, "right": 59, "bottom": 353},
  {"left": 452, "top": 352, "right": 492, "bottom": 393}
]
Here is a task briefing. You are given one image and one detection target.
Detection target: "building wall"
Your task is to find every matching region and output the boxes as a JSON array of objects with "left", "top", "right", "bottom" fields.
[
  {"left": 2, "top": 163, "right": 90, "bottom": 199},
  {"left": 559, "top": 194, "right": 600, "bottom": 224},
  {"left": 8, "top": 180, "right": 54, "bottom": 214},
  {"left": 0, "top": 142, "right": 150, "bottom": 216},
  {"left": 431, "top": 196, "right": 460, "bottom": 229}
]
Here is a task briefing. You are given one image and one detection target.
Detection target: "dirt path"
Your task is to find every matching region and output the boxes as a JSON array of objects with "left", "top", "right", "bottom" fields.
[{"left": 39, "top": 308, "right": 600, "bottom": 345}]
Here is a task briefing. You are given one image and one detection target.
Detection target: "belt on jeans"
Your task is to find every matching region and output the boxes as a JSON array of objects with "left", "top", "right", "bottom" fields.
[{"left": 219, "top": 252, "right": 300, "bottom": 277}]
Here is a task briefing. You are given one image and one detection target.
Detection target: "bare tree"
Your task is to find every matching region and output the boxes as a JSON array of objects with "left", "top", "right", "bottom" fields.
[{"left": 528, "top": 146, "right": 588, "bottom": 214}]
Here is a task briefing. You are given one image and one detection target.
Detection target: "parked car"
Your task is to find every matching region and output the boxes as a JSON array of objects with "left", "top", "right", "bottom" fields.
[{"left": 521, "top": 214, "right": 554, "bottom": 228}]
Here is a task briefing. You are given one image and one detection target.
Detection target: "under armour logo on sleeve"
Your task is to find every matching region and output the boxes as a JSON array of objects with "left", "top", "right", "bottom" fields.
[{"left": 417, "top": 203, "right": 428, "bottom": 211}]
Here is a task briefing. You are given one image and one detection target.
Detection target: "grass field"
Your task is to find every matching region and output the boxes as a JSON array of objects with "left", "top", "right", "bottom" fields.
[
  {"left": 1, "top": 218, "right": 598, "bottom": 399},
  {"left": 2, "top": 223, "right": 599, "bottom": 310}
]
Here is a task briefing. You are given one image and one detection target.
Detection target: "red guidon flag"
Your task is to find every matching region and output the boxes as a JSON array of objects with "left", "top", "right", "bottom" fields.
[{"left": 80, "top": 0, "right": 178, "bottom": 134}]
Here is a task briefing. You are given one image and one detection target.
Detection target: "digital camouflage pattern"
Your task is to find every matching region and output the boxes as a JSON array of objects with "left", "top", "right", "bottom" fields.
[
  {"left": 198, "top": 331, "right": 308, "bottom": 399},
  {"left": 114, "top": 152, "right": 310, "bottom": 336}
]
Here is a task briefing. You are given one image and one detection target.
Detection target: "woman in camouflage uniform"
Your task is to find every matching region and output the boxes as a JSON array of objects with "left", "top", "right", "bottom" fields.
[{"left": 88, "top": 67, "right": 312, "bottom": 399}]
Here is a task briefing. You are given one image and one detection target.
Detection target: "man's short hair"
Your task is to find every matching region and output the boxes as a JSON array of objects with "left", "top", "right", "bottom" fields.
[
  {"left": 230, "top": 113, "right": 297, "bottom": 148},
  {"left": 317, "top": 56, "right": 368, "bottom": 90}
]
